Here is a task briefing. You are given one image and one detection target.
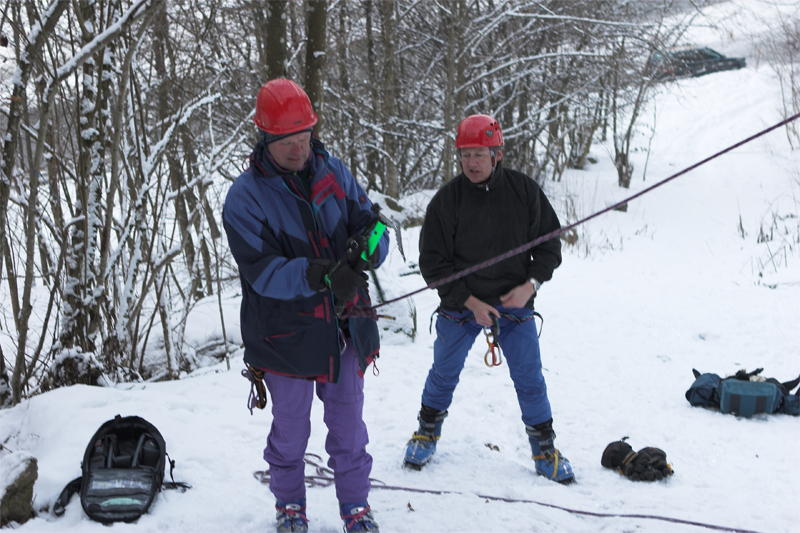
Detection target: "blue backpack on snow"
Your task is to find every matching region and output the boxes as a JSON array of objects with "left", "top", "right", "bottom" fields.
[{"left": 686, "top": 368, "right": 800, "bottom": 417}]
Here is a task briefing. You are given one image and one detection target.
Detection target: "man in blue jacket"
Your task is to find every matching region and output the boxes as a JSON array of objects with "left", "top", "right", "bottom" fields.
[{"left": 224, "top": 78, "right": 387, "bottom": 533}]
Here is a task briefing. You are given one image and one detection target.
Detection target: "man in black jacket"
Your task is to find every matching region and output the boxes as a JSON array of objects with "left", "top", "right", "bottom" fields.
[{"left": 403, "top": 114, "right": 574, "bottom": 483}]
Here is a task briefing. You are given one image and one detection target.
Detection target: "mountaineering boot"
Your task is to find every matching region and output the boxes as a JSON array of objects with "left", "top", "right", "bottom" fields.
[
  {"left": 340, "top": 501, "right": 379, "bottom": 532},
  {"left": 526, "top": 419, "right": 575, "bottom": 484},
  {"left": 275, "top": 498, "right": 308, "bottom": 533},
  {"left": 403, "top": 404, "right": 448, "bottom": 470}
]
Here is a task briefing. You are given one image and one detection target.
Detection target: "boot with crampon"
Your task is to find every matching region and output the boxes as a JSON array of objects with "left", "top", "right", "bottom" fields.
[
  {"left": 526, "top": 419, "right": 575, "bottom": 484},
  {"left": 403, "top": 404, "right": 447, "bottom": 470}
]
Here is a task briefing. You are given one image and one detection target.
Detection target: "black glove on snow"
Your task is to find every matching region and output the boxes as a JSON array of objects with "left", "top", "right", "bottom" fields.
[
  {"left": 306, "top": 259, "right": 368, "bottom": 303},
  {"left": 601, "top": 440, "right": 673, "bottom": 481},
  {"left": 635, "top": 447, "right": 673, "bottom": 480}
]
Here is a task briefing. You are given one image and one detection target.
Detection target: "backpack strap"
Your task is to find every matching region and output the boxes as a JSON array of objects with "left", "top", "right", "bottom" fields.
[
  {"left": 52, "top": 476, "right": 82, "bottom": 517},
  {"left": 782, "top": 374, "right": 800, "bottom": 394},
  {"left": 131, "top": 433, "right": 147, "bottom": 468},
  {"left": 162, "top": 453, "right": 192, "bottom": 492}
]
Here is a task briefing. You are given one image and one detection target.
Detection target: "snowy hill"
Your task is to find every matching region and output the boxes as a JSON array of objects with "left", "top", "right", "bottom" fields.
[{"left": 2, "top": 1, "right": 799, "bottom": 532}]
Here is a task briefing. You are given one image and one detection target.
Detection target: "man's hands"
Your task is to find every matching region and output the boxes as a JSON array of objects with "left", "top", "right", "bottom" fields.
[
  {"left": 499, "top": 281, "right": 536, "bottom": 309},
  {"left": 465, "top": 281, "right": 537, "bottom": 327},
  {"left": 464, "top": 296, "right": 499, "bottom": 327}
]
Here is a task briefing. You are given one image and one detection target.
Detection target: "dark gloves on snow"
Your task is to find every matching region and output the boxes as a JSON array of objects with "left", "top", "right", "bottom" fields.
[
  {"left": 601, "top": 440, "right": 673, "bottom": 481},
  {"left": 306, "top": 259, "right": 368, "bottom": 304}
]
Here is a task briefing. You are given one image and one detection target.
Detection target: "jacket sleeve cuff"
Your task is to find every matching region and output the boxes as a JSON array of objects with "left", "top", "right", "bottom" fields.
[{"left": 528, "top": 267, "right": 553, "bottom": 284}]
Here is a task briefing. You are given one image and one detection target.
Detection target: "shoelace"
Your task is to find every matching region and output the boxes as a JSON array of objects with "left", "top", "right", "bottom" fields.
[
  {"left": 342, "top": 506, "right": 376, "bottom": 532},
  {"left": 409, "top": 432, "right": 438, "bottom": 443},
  {"left": 533, "top": 449, "right": 564, "bottom": 479},
  {"left": 277, "top": 503, "right": 308, "bottom": 527}
]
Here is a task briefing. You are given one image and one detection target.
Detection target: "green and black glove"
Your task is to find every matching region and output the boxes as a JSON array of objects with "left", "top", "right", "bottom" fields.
[
  {"left": 601, "top": 440, "right": 673, "bottom": 481},
  {"left": 306, "top": 258, "right": 368, "bottom": 304},
  {"left": 345, "top": 233, "right": 380, "bottom": 270}
]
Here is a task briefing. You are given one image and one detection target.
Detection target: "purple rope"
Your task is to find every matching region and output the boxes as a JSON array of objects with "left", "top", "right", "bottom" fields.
[
  {"left": 367, "top": 111, "right": 800, "bottom": 313},
  {"left": 370, "top": 483, "right": 764, "bottom": 533},
  {"left": 253, "top": 453, "right": 763, "bottom": 533}
]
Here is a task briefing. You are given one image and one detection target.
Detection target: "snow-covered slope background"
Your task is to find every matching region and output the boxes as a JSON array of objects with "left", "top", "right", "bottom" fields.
[{"left": 2, "top": 1, "right": 799, "bottom": 531}]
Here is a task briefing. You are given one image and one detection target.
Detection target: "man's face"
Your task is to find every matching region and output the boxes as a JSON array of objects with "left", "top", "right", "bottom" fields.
[
  {"left": 267, "top": 131, "right": 312, "bottom": 172},
  {"left": 460, "top": 147, "right": 500, "bottom": 183}
]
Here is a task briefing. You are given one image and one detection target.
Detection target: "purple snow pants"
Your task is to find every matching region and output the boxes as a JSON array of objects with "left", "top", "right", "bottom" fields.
[{"left": 261, "top": 339, "right": 372, "bottom": 504}]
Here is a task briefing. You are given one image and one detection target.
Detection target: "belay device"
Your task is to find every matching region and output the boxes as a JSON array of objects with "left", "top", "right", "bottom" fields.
[
  {"left": 338, "top": 203, "right": 404, "bottom": 314},
  {"left": 53, "top": 415, "right": 190, "bottom": 523}
]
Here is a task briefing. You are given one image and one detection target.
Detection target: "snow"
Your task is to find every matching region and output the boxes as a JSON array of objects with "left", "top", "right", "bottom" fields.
[{"left": 1, "top": 1, "right": 799, "bottom": 532}]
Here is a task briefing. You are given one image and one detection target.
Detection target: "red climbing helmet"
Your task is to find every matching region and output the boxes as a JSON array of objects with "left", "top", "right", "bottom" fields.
[
  {"left": 254, "top": 78, "right": 318, "bottom": 135},
  {"left": 455, "top": 114, "right": 503, "bottom": 148}
]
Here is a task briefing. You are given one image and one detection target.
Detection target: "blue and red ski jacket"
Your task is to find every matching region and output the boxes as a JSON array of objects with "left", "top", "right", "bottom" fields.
[{"left": 223, "top": 138, "right": 389, "bottom": 382}]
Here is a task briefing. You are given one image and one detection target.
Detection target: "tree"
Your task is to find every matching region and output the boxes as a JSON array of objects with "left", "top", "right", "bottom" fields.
[{"left": 0, "top": 0, "right": 710, "bottom": 402}]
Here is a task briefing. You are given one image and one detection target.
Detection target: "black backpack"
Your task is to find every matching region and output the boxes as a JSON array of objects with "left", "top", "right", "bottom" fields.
[{"left": 53, "top": 415, "right": 189, "bottom": 523}]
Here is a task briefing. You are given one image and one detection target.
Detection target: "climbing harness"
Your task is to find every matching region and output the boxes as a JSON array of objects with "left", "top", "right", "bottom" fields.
[
  {"left": 253, "top": 454, "right": 763, "bottom": 533},
  {"left": 429, "top": 307, "right": 543, "bottom": 340},
  {"left": 339, "top": 111, "right": 800, "bottom": 321},
  {"left": 483, "top": 316, "right": 502, "bottom": 367}
]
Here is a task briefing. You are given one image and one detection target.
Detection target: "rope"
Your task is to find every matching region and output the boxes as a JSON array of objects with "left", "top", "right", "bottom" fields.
[
  {"left": 252, "top": 454, "right": 764, "bottom": 533},
  {"left": 352, "top": 111, "right": 800, "bottom": 316}
]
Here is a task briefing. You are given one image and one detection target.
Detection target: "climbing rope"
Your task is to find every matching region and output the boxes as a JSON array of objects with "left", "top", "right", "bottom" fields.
[
  {"left": 253, "top": 454, "right": 763, "bottom": 533},
  {"left": 340, "top": 111, "right": 800, "bottom": 320}
]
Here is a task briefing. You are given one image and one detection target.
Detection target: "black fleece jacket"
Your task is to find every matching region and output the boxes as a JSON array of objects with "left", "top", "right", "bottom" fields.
[{"left": 419, "top": 162, "right": 562, "bottom": 311}]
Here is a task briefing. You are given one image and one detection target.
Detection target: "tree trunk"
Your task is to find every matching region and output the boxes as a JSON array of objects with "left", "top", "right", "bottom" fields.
[
  {"left": 380, "top": 0, "right": 399, "bottom": 199},
  {"left": 60, "top": 0, "right": 105, "bottom": 353},
  {"left": 442, "top": 0, "right": 457, "bottom": 184},
  {"left": 364, "top": 0, "right": 379, "bottom": 191},
  {"left": 265, "top": 1, "right": 288, "bottom": 80},
  {"left": 305, "top": 0, "right": 327, "bottom": 136},
  {"left": 337, "top": 2, "right": 358, "bottom": 176}
]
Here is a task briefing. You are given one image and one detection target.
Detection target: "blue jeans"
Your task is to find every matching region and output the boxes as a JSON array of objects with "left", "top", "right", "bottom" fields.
[{"left": 421, "top": 307, "right": 552, "bottom": 427}]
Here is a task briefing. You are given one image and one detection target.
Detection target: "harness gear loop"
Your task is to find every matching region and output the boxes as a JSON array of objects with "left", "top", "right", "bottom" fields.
[
  {"left": 241, "top": 365, "right": 268, "bottom": 415},
  {"left": 483, "top": 315, "right": 502, "bottom": 367}
]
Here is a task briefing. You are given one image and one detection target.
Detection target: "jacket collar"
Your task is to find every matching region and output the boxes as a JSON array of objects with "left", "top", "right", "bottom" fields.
[
  {"left": 251, "top": 137, "right": 331, "bottom": 184},
  {"left": 461, "top": 160, "right": 504, "bottom": 190}
]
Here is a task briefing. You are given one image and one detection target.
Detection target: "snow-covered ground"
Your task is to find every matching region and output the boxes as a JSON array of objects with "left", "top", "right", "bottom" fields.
[{"left": 2, "top": 1, "right": 799, "bottom": 531}]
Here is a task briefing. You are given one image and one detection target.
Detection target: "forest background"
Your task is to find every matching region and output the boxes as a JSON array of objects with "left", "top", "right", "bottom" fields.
[{"left": 1, "top": 0, "right": 798, "bottom": 406}]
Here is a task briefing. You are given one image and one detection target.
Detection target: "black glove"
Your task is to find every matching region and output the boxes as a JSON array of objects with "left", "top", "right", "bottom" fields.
[
  {"left": 601, "top": 440, "right": 673, "bottom": 481},
  {"left": 306, "top": 259, "right": 333, "bottom": 292},
  {"left": 635, "top": 447, "right": 673, "bottom": 480},
  {"left": 306, "top": 259, "right": 367, "bottom": 303}
]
